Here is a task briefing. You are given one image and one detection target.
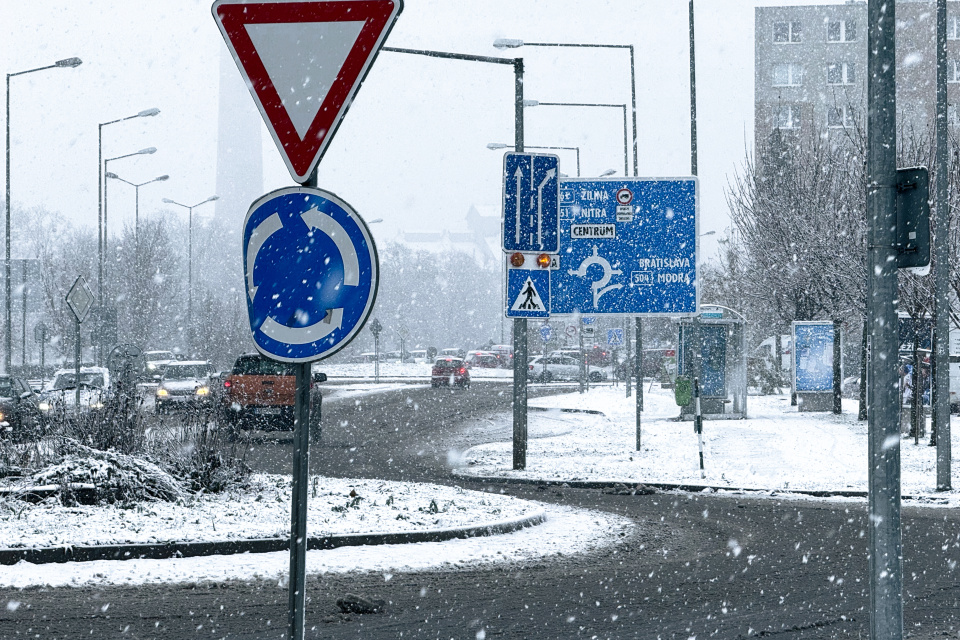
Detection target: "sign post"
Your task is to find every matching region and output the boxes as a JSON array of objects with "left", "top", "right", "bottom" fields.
[
  {"left": 65, "top": 276, "right": 94, "bottom": 410},
  {"left": 33, "top": 322, "right": 47, "bottom": 387},
  {"left": 370, "top": 318, "right": 382, "bottom": 383},
  {"left": 214, "top": 2, "right": 400, "bottom": 637}
]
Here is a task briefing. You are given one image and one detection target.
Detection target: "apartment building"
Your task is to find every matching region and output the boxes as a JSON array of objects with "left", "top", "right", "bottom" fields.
[{"left": 755, "top": 1, "right": 959, "bottom": 147}]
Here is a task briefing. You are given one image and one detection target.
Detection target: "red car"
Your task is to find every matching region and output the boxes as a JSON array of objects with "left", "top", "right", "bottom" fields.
[{"left": 431, "top": 357, "right": 470, "bottom": 388}]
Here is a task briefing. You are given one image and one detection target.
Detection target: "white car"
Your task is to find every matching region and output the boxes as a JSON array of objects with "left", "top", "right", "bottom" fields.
[
  {"left": 155, "top": 361, "right": 216, "bottom": 413},
  {"left": 528, "top": 355, "right": 609, "bottom": 383},
  {"left": 40, "top": 367, "right": 111, "bottom": 414},
  {"left": 144, "top": 350, "right": 177, "bottom": 375}
]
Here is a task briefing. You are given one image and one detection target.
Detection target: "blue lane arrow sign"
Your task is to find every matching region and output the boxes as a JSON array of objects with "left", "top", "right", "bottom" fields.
[
  {"left": 502, "top": 152, "right": 560, "bottom": 253},
  {"left": 242, "top": 186, "right": 379, "bottom": 362}
]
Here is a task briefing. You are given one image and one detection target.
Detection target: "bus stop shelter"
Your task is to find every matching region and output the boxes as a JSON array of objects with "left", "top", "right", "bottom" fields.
[{"left": 676, "top": 305, "right": 747, "bottom": 419}]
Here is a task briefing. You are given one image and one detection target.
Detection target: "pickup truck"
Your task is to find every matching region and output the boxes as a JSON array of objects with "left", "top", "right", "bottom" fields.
[{"left": 219, "top": 353, "right": 324, "bottom": 440}]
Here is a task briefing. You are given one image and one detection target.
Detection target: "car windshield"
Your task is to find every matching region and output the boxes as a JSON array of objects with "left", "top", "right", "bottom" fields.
[
  {"left": 163, "top": 365, "right": 211, "bottom": 380},
  {"left": 145, "top": 352, "right": 174, "bottom": 362},
  {"left": 52, "top": 372, "right": 104, "bottom": 390},
  {"left": 435, "top": 358, "right": 463, "bottom": 368},
  {"left": 232, "top": 356, "right": 295, "bottom": 376}
]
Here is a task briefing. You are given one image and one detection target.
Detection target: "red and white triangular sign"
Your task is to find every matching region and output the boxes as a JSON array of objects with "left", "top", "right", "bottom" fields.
[{"left": 212, "top": 0, "right": 403, "bottom": 183}]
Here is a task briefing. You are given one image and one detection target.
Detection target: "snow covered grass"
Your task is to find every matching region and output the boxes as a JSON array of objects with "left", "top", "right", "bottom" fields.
[
  {"left": 0, "top": 503, "right": 632, "bottom": 589},
  {"left": 458, "top": 384, "right": 960, "bottom": 505},
  {"left": 0, "top": 475, "right": 540, "bottom": 548}
]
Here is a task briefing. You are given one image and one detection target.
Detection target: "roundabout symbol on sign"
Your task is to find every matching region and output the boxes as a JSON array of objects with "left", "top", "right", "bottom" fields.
[{"left": 243, "top": 186, "right": 379, "bottom": 362}]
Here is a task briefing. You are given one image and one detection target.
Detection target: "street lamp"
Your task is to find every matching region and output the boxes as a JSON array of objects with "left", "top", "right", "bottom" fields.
[
  {"left": 98, "top": 108, "right": 160, "bottom": 312},
  {"left": 486, "top": 142, "right": 580, "bottom": 176},
  {"left": 106, "top": 172, "right": 169, "bottom": 271},
  {"left": 525, "top": 100, "right": 629, "bottom": 176},
  {"left": 493, "top": 39, "right": 637, "bottom": 177},
  {"left": 161, "top": 195, "right": 218, "bottom": 353},
  {"left": 5, "top": 56, "right": 82, "bottom": 372}
]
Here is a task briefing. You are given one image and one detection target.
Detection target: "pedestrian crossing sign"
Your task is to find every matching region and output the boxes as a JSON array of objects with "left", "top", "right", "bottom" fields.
[{"left": 506, "top": 269, "right": 549, "bottom": 318}]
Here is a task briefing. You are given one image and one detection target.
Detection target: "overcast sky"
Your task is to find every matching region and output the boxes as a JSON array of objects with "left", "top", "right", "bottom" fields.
[{"left": 1, "top": 0, "right": 835, "bottom": 264}]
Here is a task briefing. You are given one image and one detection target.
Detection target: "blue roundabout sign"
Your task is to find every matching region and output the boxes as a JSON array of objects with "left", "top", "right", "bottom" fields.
[{"left": 242, "top": 186, "right": 379, "bottom": 362}]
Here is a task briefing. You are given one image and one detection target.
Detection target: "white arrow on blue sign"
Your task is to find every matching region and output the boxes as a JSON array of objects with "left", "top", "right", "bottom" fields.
[
  {"left": 242, "top": 186, "right": 379, "bottom": 363},
  {"left": 551, "top": 177, "right": 699, "bottom": 316},
  {"left": 502, "top": 153, "right": 560, "bottom": 253}
]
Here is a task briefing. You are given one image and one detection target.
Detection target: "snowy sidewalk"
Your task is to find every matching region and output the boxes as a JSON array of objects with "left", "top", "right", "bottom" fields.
[{"left": 456, "top": 384, "right": 960, "bottom": 504}]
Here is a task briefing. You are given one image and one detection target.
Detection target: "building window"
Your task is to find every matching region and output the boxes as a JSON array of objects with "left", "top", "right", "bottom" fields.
[
  {"left": 827, "top": 105, "right": 854, "bottom": 128},
  {"left": 775, "top": 105, "right": 801, "bottom": 129},
  {"left": 826, "top": 62, "right": 855, "bottom": 85},
  {"left": 950, "top": 60, "right": 960, "bottom": 83},
  {"left": 773, "top": 63, "right": 804, "bottom": 86},
  {"left": 827, "top": 19, "right": 856, "bottom": 42},
  {"left": 950, "top": 15, "right": 960, "bottom": 40},
  {"left": 774, "top": 21, "right": 803, "bottom": 43}
]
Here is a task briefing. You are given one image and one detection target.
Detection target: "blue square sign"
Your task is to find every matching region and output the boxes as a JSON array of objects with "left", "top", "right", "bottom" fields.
[
  {"left": 506, "top": 268, "right": 549, "bottom": 319},
  {"left": 551, "top": 177, "right": 698, "bottom": 316},
  {"left": 502, "top": 153, "right": 560, "bottom": 253}
]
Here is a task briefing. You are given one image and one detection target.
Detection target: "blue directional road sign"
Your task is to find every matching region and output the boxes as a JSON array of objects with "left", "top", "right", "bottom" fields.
[
  {"left": 540, "top": 323, "right": 553, "bottom": 342},
  {"left": 552, "top": 178, "right": 698, "bottom": 316},
  {"left": 502, "top": 153, "right": 560, "bottom": 253},
  {"left": 506, "top": 268, "right": 549, "bottom": 319},
  {"left": 607, "top": 328, "right": 624, "bottom": 347},
  {"left": 242, "top": 186, "right": 379, "bottom": 362}
]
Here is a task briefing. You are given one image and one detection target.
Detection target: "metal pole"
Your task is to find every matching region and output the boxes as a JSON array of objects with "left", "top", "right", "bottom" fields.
[
  {"left": 833, "top": 320, "right": 842, "bottom": 414},
  {"left": 689, "top": 0, "right": 698, "bottom": 176},
  {"left": 97, "top": 124, "right": 104, "bottom": 336},
  {"left": 866, "top": 0, "right": 903, "bottom": 636},
  {"left": 933, "top": 0, "right": 952, "bottom": 489},
  {"left": 374, "top": 334, "right": 380, "bottom": 383},
  {"left": 20, "top": 260, "right": 26, "bottom": 367},
  {"left": 635, "top": 317, "right": 642, "bottom": 450},
  {"left": 512, "top": 57, "right": 528, "bottom": 471},
  {"left": 621, "top": 105, "right": 629, "bottom": 177},
  {"left": 188, "top": 205, "right": 193, "bottom": 355},
  {"left": 689, "top": 1, "right": 703, "bottom": 398},
  {"left": 288, "top": 361, "right": 311, "bottom": 640},
  {"left": 625, "top": 318, "right": 632, "bottom": 397},
  {"left": 74, "top": 317, "right": 81, "bottom": 410},
  {"left": 694, "top": 377, "right": 704, "bottom": 478},
  {"left": 578, "top": 325, "right": 585, "bottom": 394},
  {"left": 5, "top": 73, "right": 11, "bottom": 374}
]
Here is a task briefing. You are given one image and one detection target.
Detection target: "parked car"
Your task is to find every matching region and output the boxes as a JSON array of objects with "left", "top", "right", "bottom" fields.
[
  {"left": 0, "top": 375, "right": 45, "bottom": 442},
  {"left": 528, "top": 355, "right": 581, "bottom": 382},
  {"left": 155, "top": 361, "right": 217, "bottom": 413},
  {"left": 40, "top": 366, "right": 111, "bottom": 415},
  {"left": 219, "top": 353, "right": 324, "bottom": 439},
  {"left": 431, "top": 357, "right": 470, "bottom": 388},
  {"left": 440, "top": 348, "right": 466, "bottom": 359},
  {"left": 489, "top": 344, "right": 514, "bottom": 368}
]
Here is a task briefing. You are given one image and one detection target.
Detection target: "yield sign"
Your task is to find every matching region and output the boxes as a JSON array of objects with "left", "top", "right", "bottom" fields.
[{"left": 212, "top": 0, "right": 403, "bottom": 183}]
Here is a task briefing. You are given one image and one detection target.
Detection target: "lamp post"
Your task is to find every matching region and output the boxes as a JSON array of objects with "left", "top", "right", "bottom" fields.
[
  {"left": 105, "top": 173, "right": 169, "bottom": 248},
  {"left": 486, "top": 143, "right": 580, "bottom": 177},
  {"left": 381, "top": 45, "right": 530, "bottom": 471},
  {"left": 98, "top": 109, "right": 159, "bottom": 309},
  {"left": 524, "top": 100, "right": 629, "bottom": 176},
  {"left": 493, "top": 39, "right": 636, "bottom": 177},
  {"left": 5, "top": 56, "right": 82, "bottom": 372},
  {"left": 162, "top": 195, "right": 218, "bottom": 354}
]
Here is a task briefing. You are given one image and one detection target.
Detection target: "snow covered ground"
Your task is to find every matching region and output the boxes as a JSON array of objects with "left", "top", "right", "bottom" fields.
[
  {"left": 0, "top": 475, "right": 539, "bottom": 548},
  {"left": 458, "top": 383, "right": 960, "bottom": 504}
]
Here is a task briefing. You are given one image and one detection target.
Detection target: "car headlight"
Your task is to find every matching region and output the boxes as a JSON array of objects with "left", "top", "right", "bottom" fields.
[
  {"left": 90, "top": 401, "right": 104, "bottom": 409},
  {"left": 195, "top": 386, "right": 210, "bottom": 396},
  {"left": 0, "top": 412, "right": 5, "bottom": 422},
  {"left": 156, "top": 388, "right": 169, "bottom": 397},
  {"left": 38, "top": 402, "right": 50, "bottom": 412}
]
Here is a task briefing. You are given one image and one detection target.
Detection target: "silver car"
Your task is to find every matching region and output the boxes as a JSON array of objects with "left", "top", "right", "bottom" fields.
[{"left": 155, "top": 361, "right": 216, "bottom": 413}]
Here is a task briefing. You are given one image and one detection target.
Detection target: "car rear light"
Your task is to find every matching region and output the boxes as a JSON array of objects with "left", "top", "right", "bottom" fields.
[
  {"left": 458, "top": 367, "right": 466, "bottom": 374},
  {"left": 224, "top": 380, "right": 232, "bottom": 388}
]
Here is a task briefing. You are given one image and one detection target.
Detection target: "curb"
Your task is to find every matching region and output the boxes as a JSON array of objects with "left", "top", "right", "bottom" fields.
[
  {"left": 452, "top": 471, "right": 946, "bottom": 502},
  {"left": 0, "top": 509, "right": 546, "bottom": 566}
]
